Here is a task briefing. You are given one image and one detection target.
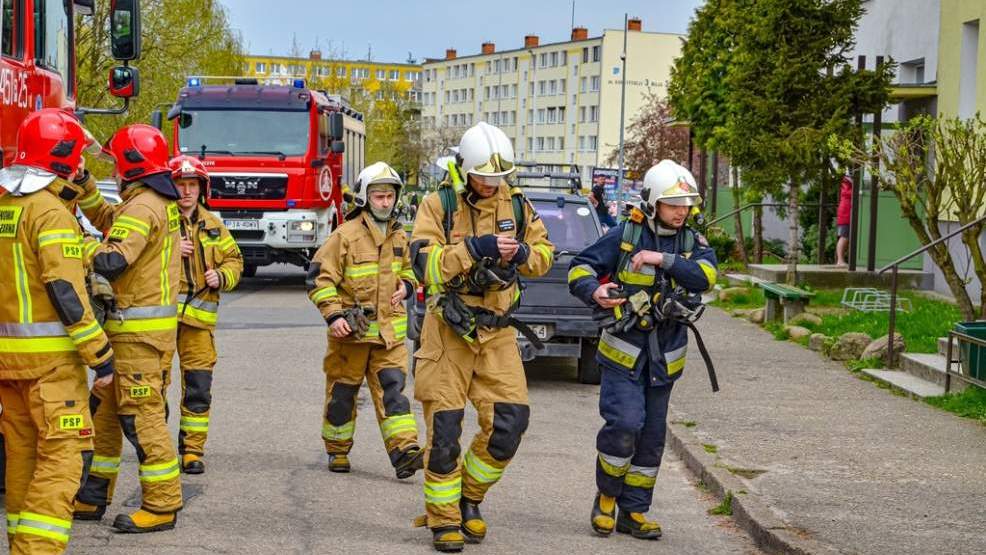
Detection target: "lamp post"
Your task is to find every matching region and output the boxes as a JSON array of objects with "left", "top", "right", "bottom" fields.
[{"left": 615, "top": 13, "right": 629, "bottom": 217}]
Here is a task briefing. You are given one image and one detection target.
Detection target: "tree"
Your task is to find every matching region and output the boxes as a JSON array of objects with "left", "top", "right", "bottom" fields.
[
  {"left": 76, "top": 0, "right": 244, "bottom": 173},
  {"left": 605, "top": 90, "right": 689, "bottom": 175},
  {"left": 347, "top": 83, "right": 425, "bottom": 185}
]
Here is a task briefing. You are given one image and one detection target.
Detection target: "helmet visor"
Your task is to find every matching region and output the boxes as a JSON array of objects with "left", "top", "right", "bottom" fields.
[{"left": 658, "top": 194, "right": 701, "bottom": 207}]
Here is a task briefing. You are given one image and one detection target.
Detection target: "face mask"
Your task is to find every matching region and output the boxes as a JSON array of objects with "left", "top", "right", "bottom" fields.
[{"left": 369, "top": 204, "right": 394, "bottom": 222}]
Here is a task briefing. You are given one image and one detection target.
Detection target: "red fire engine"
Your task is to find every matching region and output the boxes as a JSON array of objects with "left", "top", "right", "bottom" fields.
[
  {"left": 1, "top": 0, "right": 142, "bottom": 165},
  {"left": 163, "top": 77, "right": 366, "bottom": 276}
]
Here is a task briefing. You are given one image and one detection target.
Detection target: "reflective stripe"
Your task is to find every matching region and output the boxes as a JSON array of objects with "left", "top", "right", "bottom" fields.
[
  {"left": 598, "top": 331, "right": 641, "bottom": 369},
  {"left": 178, "top": 302, "right": 219, "bottom": 324},
  {"left": 69, "top": 320, "right": 103, "bottom": 345},
  {"left": 697, "top": 259, "right": 718, "bottom": 289},
  {"left": 16, "top": 511, "right": 72, "bottom": 543},
  {"left": 108, "top": 305, "right": 178, "bottom": 320},
  {"left": 0, "top": 321, "right": 67, "bottom": 337},
  {"left": 180, "top": 415, "right": 209, "bottom": 432},
  {"left": 364, "top": 321, "right": 380, "bottom": 338},
  {"left": 533, "top": 243, "right": 552, "bottom": 265},
  {"left": 104, "top": 317, "right": 178, "bottom": 334},
  {"left": 310, "top": 286, "right": 338, "bottom": 303},
  {"left": 392, "top": 315, "right": 408, "bottom": 341},
  {"left": 220, "top": 267, "right": 237, "bottom": 289},
  {"left": 79, "top": 189, "right": 105, "bottom": 210},
  {"left": 463, "top": 449, "right": 504, "bottom": 484},
  {"left": 617, "top": 264, "right": 656, "bottom": 286},
  {"left": 424, "top": 477, "right": 462, "bottom": 505},
  {"left": 114, "top": 215, "right": 150, "bottom": 237},
  {"left": 139, "top": 458, "right": 180, "bottom": 483},
  {"left": 13, "top": 243, "right": 32, "bottom": 323},
  {"left": 322, "top": 420, "right": 355, "bottom": 441},
  {"left": 379, "top": 413, "right": 417, "bottom": 440},
  {"left": 345, "top": 263, "right": 379, "bottom": 279},
  {"left": 665, "top": 344, "right": 687, "bottom": 376},
  {"left": 160, "top": 234, "right": 173, "bottom": 305},
  {"left": 0, "top": 336, "right": 76, "bottom": 353},
  {"left": 390, "top": 261, "right": 402, "bottom": 273},
  {"left": 567, "top": 264, "right": 597, "bottom": 283},
  {"left": 426, "top": 245, "right": 444, "bottom": 286},
  {"left": 399, "top": 268, "right": 418, "bottom": 285},
  {"left": 83, "top": 240, "right": 100, "bottom": 258},
  {"left": 91, "top": 455, "right": 122, "bottom": 475},
  {"left": 598, "top": 452, "right": 632, "bottom": 477},
  {"left": 185, "top": 297, "right": 218, "bottom": 312},
  {"left": 6, "top": 513, "right": 19, "bottom": 532},
  {"left": 624, "top": 465, "right": 658, "bottom": 488},
  {"left": 37, "top": 229, "right": 79, "bottom": 248}
]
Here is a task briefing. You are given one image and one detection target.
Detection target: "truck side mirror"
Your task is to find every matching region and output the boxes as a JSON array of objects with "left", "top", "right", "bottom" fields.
[
  {"left": 150, "top": 109, "right": 163, "bottom": 130},
  {"left": 331, "top": 140, "right": 345, "bottom": 154},
  {"left": 108, "top": 66, "right": 139, "bottom": 98},
  {"left": 110, "top": 0, "right": 142, "bottom": 61},
  {"left": 329, "top": 112, "right": 344, "bottom": 140}
]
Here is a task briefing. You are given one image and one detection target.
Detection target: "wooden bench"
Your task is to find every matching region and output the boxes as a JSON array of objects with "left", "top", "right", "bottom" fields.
[{"left": 758, "top": 282, "right": 815, "bottom": 323}]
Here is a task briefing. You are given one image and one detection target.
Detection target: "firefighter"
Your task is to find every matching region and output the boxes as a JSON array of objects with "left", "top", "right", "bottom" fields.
[
  {"left": 0, "top": 108, "right": 115, "bottom": 554},
  {"left": 74, "top": 124, "right": 184, "bottom": 533},
  {"left": 306, "top": 161, "right": 423, "bottom": 479},
  {"left": 567, "top": 160, "right": 718, "bottom": 540},
  {"left": 409, "top": 122, "right": 554, "bottom": 552},
  {"left": 168, "top": 155, "right": 242, "bottom": 474}
]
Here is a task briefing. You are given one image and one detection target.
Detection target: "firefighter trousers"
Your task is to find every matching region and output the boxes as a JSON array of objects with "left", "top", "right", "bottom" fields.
[
  {"left": 1, "top": 364, "right": 92, "bottom": 554},
  {"left": 171, "top": 324, "right": 217, "bottom": 457},
  {"left": 77, "top": 341, "right": 183, "bottom": 513},
  {"left": 413, "top": 314, "right": 531, "bottom": 529},
  {"left": 321, "top": 337, "right": 420, "bottom": 467},
  {"left": 595, "top": 367, "right": 673, "bottom": 513}
]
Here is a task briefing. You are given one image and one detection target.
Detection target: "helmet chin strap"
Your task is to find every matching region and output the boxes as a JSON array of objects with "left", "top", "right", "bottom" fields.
[{"left": 650, "top": 215, "right": 681, "bottom": 236}]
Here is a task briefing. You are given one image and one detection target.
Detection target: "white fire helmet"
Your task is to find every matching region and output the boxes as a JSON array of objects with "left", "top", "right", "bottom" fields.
[
  {"left": 457, "top": 122, "right": 515, "bottom": 178},
  {"left": 639, "top": 160, "right": 702, "bottom": 217},
  {"left": 353, "top": 161, "right": 403, "bottom": 208}
]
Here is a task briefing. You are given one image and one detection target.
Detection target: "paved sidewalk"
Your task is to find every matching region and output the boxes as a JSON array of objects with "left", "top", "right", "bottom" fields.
[{"left": 671, "top": 307, "right": 986, "bottom": 554}]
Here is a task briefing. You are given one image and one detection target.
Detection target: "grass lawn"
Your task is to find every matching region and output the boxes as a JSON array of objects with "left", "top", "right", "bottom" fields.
[
  {"left": 713, "top": 287, "right": 960, "bottom": 353},
  {"left": 925, "top": 387, "right": 986, "bottom": 425}
]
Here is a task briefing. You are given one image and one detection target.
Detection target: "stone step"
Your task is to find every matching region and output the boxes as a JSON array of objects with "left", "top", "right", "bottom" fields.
[
  {"left": 747, "top": 264, "right": 933, "bottom": 290},
  {"left": 898, "top": 352, "right": 967, "bottom": 391},
  {"left": 861, "top": 368, "right": 945, "bottom": 399},
  {"left": 724, "top": 272, "right": 767, "bottom": 287}
]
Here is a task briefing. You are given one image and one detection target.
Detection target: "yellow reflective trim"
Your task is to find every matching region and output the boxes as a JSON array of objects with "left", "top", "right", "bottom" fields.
[
  {"left": 697, "top": 259, "right": 718, "bottom": 290},
  {"left": 464, "top": 450, "right": 504, "bottom": 484},
  {"left": 78, "top": 190, "right": 105, "bottom": 209},
  {"left": 16, "top": 511, "right": 72, "bottom": 543},
  {"left": 178, "top": 303, "right": 218, "bottom": 325},
  {"left": 667, "top": 356, "right": 686, "bottom": 376},
  {"left": 345, "top": 263, "right": 379, "bottom": 279},
  {"left": 83, "top": 240, "right": 100, "bottom": 257},
  {"left": 624, "top": 473, "right": 657, "bottom": 488},
  {"left": 37, "top": 229, "right": 79, "bottom": 247},
  {"left": 322, "top": 420, "right": 355, "bottom": 441},
  {"left": 115, "top": 215, "right": 150, "bottom": 236},
  {"left": 390, "top": 261, "right": 402, "bottom": 273},
  {"left": 310, "top": 286, "right": 338, "bottom": 303},
  {"left": 597, "top": 453, "right": 631, "bottom": 477},
  {"left": 567, "top": 265, "right": 595, "bottom": 283},
  {"left": 617, "top": 270, "right": 656, "bottom": 286},
  {"left": 109, "top": 221, "right": 147, "bottom": 239},
  {"left": 426, "top": 245, "right": 444, "bottom": 286},
  {"left": 91, "top": 455, "right": 121, "bottom": 474},
  {"left": 365, "top": 321, "right": 380, "bottom": 338},
  {"left": 424, "top": 477, "right": 462, "bottom": 505},
  {"left": 0, "top": 336, "right": 75, "bottom": 353},
  {"left": 160, "top": 234, "right": 173, "bottom": 305},
  {"left": 103, "top": 316, "right": 178, "bottom": 334},
  {"left": 139, "top": 458, "right": 180, "bottom": 483},
  {"left": 180, "top": 416, "right": 209, "bottom": 432},
  {"left": 379, "top": 413, "right": 417, "bottom": 440},
  {"left": 598, "top": 335, "right": 638, "bottom": 369},
  {"left": 13, "top": 243, "right": 32, "bottom": 323},
  {"left": 534, "top": 243, "right": 552, "bottom": 265},
  {"left": 69, "top": 320, "right": 103, "bottom": 345}
]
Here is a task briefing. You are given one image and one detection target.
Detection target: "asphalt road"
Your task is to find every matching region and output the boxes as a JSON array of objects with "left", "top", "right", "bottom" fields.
[{"left": 50, "top": 265, "right": 759, "bottom": 554}]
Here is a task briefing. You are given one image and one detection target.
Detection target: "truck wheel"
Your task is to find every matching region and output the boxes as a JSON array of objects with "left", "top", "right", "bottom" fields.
[
  {"left": 577, "top": 339, "right": 601, "bottom": 385},
  {"left": 242, "top": 264, "right": 257, "bottom": 278}
]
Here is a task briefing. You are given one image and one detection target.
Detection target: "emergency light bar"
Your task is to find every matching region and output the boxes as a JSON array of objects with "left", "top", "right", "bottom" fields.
[{"left": 185, "top": 76, "right": 307, "bottom": 87}]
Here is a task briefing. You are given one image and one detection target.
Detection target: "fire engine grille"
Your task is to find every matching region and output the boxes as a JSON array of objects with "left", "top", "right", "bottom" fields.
[
  {"left": 229, "top": 229, "right": 265, "bottom": 241},
  {"left": 209, "top": 174, "right": 288, "bottom": 200}
]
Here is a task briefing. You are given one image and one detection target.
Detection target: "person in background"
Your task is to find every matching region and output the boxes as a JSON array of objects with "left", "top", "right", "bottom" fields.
[
  {"left": 836, "top": 175, "right": 853, "bottom": 267},
  {"left": 590, "top": 180, "right": 617, "bottom": 230}
]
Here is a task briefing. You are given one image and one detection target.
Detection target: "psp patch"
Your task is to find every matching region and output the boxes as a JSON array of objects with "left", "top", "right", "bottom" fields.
[
  {"left": 59, "top": 414, "right": 84, "bottom": 430},
  {"left": 130, "top": 385, "right": 151, "bottom": 398},
  {"left": 167, "top": 203, "right": 181, "bottom": 232},
  {"left": 108, "top": 226, "right": 129, "bottom": 241},
  {"left": 62, "top": 243, "right": 83, "bottom": 259},
  {"left": 497, "top": 219, "right": 515, "bottom": 232},
  {"left": 0, "top": 205, "right": 24, "bottom": 238}
]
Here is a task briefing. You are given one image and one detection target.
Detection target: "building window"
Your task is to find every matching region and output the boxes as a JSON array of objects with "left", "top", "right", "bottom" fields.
[
  {"left": 511, "top": 84, "right": 517, "bottom": 97},
  {"left": 528, "top": 109, "right": 534, "bottom": 123},
  {"left": 560, "top": 79, "right": 566, "bottom": 94},
  {"left": 578, "top": 136, "right": 586, "bottom": 150},
  {"left": 588, "top": 135, "right": 597, "bottom": 150},
  {"left": 960, "top": 20, "right": 980, "bottom": 118},
  {"left": 536, "top": 137, "right": 545, "bottom": 151},
  {"left": 592, "top": 45, "right": 601, "bottom": 62},
  {"left": 547, "top": 107, "right": 557, "bottom": 123},
  {"left": 255, "top": 62, "right": 266, "bottom": 73},
  {"left": 540, "top": 53, "right": 548, "bottom": 67},
  {"left": 469, "top": 88, "right": 474, "bottom": 101},
  {"left": 590, "top": 76, "right": 600, "bottom": 91},
  {"left": 537, "top": 108, "right": 546, "bottom": 123},
  {"left": 376, "top": 69, "right": 385, "bottom": 79},
  {"left": 470, "top": 63, "right": 475, "bottom": 76},
  {"left": 579, "top": 106, "right": 586, "bottom": 123},
  {"left": 539, "top": 81, "right": 546, "bottom": 95},
  {"left": 559, "top": 107, "right": 566, "bottom": 123},
  {"left": 389, "top": 70, "right": 399, "bottom": 80},
  {"left": 337, "top": 66, "right": 346, "bottom": 77},
  {"left": 551, "top": 52, "right": 558, "bottom": 67},
  {"left": 547, "top": 137, "right": 556, "bottom": 151},
  {"left": 561, "top": 51, "right": 568, "bottom": 65},
  {"left": 558, "top": 137, "right": 565, "bottom": 150},
  {"left": 502, "top": 84, "right": 509, "bottom": 98},
  {"left": 580, "top": 77, "right": 587, "bottom": 93},
  {"left": 549, "top": 80, "right": 557, "bottom": 95},
  {"left": 590, "top": 105, "right": 599, "bottom": 122},
  {"left": 527, "top": 137, "right": 533, "bottom": 152},
  {"left": 529, "top": 82, "right": 535, "bottom": 96},
  {"left": 512, "top": 57, "right": 518, "bottom": 71},
  {"left": 510, "top": 110, "right": 516, "bottom": 124},
  {"left": 582, "top": 47, "right": 589, "bottom": 63},
  {"left": 494, "top": 59, "right": 501, "bottom": 73}
]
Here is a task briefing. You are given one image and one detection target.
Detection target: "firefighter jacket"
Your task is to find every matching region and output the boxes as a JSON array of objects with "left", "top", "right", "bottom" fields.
[
  {"left": 568, "top": 221, "right": 718, "bottom": 387},
  {"left": 61, "top": 170, "right": 116, "bottom": 234},
  {"left": 177, "top": 206, "right": 243, "bottom": 329},
  {"left": 0, "top": 185, "right": 114, "bottom": 379},
  {"left": 307, "top": 210, "right": 418, "bottom": 349},
  {"left": 91, "top": 183, "right": 181, "bottom": 352},
  {"left": 410, "top": 183, "right": 555, "bottom": 345}
]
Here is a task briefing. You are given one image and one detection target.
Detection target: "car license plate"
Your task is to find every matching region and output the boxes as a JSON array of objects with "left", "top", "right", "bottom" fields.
[
  {"left": 519, "top": 324, "right": 549, "bottom": 340},
  {"left": 224, "top": 219, "right": 259, "bottom": 230}
]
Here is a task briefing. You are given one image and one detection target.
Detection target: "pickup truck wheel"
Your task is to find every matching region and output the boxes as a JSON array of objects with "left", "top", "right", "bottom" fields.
[
  {"left": 242, "top": 264, "right": 257, "bottom": 278},
  {"left": 577, "top": 339, "right": 601, "bottom": 385}
]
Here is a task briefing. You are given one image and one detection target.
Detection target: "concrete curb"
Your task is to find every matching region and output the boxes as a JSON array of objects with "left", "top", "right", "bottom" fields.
[{"left": 666, "top": 413, "right": 844, "bottom": 555}]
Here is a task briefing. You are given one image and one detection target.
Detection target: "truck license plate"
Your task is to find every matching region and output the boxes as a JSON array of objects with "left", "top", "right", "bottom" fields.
[
  {"left": 224, "top": 219, "right": 259, "bottom": 230},
  {"left": 519, "top": 324, "right": 549, "bottom": 340}
]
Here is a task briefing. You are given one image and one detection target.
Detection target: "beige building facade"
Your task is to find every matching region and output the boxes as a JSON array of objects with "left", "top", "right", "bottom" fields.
[{"left": 420, "top": 19, "right": 682, "bottom": 179}]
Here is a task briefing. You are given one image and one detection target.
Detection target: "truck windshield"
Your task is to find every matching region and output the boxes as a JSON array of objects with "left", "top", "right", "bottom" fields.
[
  {"left": 177, "top": 110, "right": 311, "bottom": 156},
  {"left": 532, "top": 199, "right": 600, "bottom": 253}
]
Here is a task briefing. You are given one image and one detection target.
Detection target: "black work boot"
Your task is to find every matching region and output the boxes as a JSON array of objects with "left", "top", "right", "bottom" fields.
[
  {"left": 616, "top": 509, "right": 662, "bottom": 539},
  {"left": 328, "top": 454, "right": 351, "bottom": 473},
  {"left": 73, "top": 501, "right": 106, "bottom": 521},
  {"left": 460, "top": 497, "right": 486, "bottom": 543},
  {"left": 181, "top": 454, "right": 205, "bottom": 475},
  {"left": 432, "top": 525, "right": 465, "bottom": 552},
  {"left": 394, "top": 446, "right": 425, "bottom": 480},
  {"left": 590, "top": 492, "right": 616, "bottom": 536}
]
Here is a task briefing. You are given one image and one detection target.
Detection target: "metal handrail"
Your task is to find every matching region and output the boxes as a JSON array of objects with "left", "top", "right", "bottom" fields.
[
  {"left": 703, "top": 202, "right": 823, "bottom": 229},
  {"left": 945, "top": 331, "right": 986, "bottom": 392},
  {"left": 877, "top": 212, "right": 986, "bottom": 369}
]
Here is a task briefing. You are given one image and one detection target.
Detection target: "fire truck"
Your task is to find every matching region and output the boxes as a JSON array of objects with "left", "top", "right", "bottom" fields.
[
  {"left": 1, "top": 0, "right": 142, "bottom": 165},
  {"left": 162, "top": 77, "right": 366, "bottom": 276},
  {"left": 1, "top": 0, "right": 143, "bottom": 491}
]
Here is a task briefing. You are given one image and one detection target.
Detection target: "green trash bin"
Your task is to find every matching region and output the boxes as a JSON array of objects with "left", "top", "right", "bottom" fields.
[{"left": 955, "top": 321, "right": 986, "bottom": 380}]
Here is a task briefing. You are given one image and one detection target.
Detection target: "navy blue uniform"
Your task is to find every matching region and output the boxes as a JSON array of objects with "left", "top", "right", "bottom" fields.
[{"left": 568, "top": 219, "right": 717, "bottom": 512}]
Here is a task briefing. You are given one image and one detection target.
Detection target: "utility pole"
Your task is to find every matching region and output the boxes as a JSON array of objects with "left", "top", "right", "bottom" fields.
[
  {"left": 616, "top": 13, "right": 629, "bottom": 217},
  {"left": 529, "top": 49, "right": 537, "bottom": 161}
]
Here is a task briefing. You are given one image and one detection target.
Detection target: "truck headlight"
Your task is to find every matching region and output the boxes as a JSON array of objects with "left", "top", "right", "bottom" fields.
[{"left": 287, "top": 220, "right": 316, "bottom": 243}]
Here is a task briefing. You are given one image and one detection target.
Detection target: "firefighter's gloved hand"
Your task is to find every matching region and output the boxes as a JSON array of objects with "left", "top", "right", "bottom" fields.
[
  {"left": 440, "top": 294, "right": 476, "bottom": 338},
  {"left": 510, "top": 243, "right": 530, "bottom": 265},
  {"left": 465, "top": 234, "right": 501, "bottom": 262},
  {"left": 88, "top": 272, "right": 116, "bottom": 324},
  {"left": 91, "top": 357, "right": 115, "bottom": 379},
  {"left": 342, "top": 307, "right": 372, "bottom": 338}
]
